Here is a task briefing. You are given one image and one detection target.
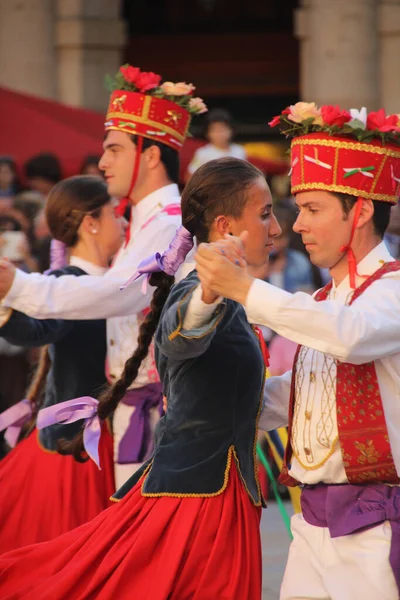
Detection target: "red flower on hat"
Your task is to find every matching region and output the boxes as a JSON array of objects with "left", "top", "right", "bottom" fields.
[
  {"left": 268, "top": 107, "right": 290, "bottom": 128},
  {"left": 367, "top": 109, "right": 400, "bottom": 132},
  {"left": 119, "top": 65, "right": 141, "bottom": 85},
  {"left": 136, "top": 71, "right": 162, "bottom": 92},
  {"left": 321, "top": 105, "right": 351, "bottom": 127}
]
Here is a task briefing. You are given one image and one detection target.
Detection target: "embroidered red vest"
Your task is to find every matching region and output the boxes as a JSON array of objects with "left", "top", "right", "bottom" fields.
[{"left": 279, "top": 260, "right": 400, "bottom": 487}]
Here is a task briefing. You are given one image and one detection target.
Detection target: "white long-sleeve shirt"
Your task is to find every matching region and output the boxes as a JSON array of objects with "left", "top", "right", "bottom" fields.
[
  {"left": 2, "top": 184, "right": 183, "bottom": 388},
  {"left": 247, "top": 242, "right": 400, "bottom": 484}
]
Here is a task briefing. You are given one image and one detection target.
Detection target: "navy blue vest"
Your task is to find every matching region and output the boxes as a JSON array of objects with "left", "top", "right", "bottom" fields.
[
  {"left": 0, "top": 266, "right": 107, "bottom": 450},
  {"left": 114, "top": 271, "right": 266, "bottom": 506}
]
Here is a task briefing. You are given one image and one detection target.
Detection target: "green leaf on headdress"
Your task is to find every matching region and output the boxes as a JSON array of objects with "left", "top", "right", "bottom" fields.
[{"left": 104, "top": 74, "right": 115, "bottom": 93}]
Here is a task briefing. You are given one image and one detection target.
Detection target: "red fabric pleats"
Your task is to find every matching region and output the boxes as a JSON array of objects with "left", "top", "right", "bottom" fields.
[
  {"left": 0, "top": 426, "right": 114, "bottom": 552},
  {"left": 0, "top": 461, "right": 262, "bottom": 600}
]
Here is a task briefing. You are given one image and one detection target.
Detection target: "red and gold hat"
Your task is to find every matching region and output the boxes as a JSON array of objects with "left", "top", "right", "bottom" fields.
[
  {"left": 269, "top": 103, "right": 400, "bottom": 286},
  {"left": 269, "top": 103, "right": 400, "bottom": 205},
  {"left": 104, "top": 65, "right": 207, "bottom": 152}
]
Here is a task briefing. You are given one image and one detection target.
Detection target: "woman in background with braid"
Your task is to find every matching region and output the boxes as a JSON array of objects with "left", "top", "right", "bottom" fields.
[
  {"left": 0, "top": 176, "right": 124, "bottom": 552},
  {"left": 0, "top": 158, "right": 281, "bottom": 600}
]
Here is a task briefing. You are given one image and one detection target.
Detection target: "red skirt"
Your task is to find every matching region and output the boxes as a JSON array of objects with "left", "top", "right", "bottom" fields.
[
  {"left": 0, "top": 461, "right": 262, "bottom": 600},
  {"left": 0, "top": 427, "right": 114, "bottom": 552}
]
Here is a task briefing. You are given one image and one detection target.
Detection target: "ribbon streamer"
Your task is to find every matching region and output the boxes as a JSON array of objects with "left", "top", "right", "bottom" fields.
[{"left": 37, "top": 396, "right": 102, "bottom": 469}]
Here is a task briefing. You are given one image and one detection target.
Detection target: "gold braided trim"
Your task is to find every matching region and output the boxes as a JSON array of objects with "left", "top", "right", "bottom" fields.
[
  {"left": 168, "top": 285, "right": 227, "bottom": 341},
  {"left": 291, "top": 182, "right": 397, "bottom": 203},
  {"left": 110, "top": 462, "right": 152, "bottom": 503},
  {"left": 291, "top": 436, "right": 339, "bottom": 470},
  {"left": 249, "top": 325, "right": 267, "bottom": 506},
  {"left": 333, "top": 146, "right": 339, "bottom": 185},
  {"left": 340, "top": 425, "right": 391, "bottom": 437},
  {"left": 106, "top": 111, "right": 187, "bottom": 144},
  {"left": 140, "top": 445, "right": 235, "bottom": 498},
  {"left": 371, "top": 154, "right": 388, "bottom": 194},
  {"left": 292, "top": 136, "right": 400, "bottom": 158}
]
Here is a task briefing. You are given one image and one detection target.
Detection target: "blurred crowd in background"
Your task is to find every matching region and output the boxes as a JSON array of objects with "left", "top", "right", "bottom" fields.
[{"left": 1, "top": 105, "right": 399, "bottom": 431}]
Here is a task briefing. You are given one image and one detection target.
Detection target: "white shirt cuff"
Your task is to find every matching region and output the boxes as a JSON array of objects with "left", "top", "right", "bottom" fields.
[
  {"left": 1, "top": 268, "right": 27, "bottom": 308},
  {"left": 182, "top": 284, "right": 223, "bottom": 330}
]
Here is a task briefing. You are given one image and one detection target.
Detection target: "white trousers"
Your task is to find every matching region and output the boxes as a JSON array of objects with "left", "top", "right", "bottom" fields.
[
  {"left": 280, "top": 513, "right": 398, "bottom": 600},
  {"left": 112, "top": 402, "right": 161, "bottom": 490}
]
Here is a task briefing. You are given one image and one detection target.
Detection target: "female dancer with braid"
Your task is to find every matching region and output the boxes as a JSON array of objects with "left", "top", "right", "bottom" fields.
[
  {"left": 0, "top": 176, "right": 123, "bottom": 551},
  {"left": 0, "top": 158, "right": 281, "bottom": 600}
]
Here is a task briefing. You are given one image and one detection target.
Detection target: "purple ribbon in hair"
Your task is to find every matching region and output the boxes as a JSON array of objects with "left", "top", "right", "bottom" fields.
[
  {"left": 0, "top": 399, "right": 33, "bottom": 448},
  {"left": 36, "top": 396, "right": 102, "bottom": 469},
  {"left": 44, "top": 239, "right": 68, "bottom": 274},
  {"left": 120, "top": 225, "right": 194, "bottom": 291}
]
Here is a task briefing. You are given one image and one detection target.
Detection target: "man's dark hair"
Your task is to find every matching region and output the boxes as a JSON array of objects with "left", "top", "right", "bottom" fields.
[
  {"left": 130, "top": 135, "right": 179, "bottom": 184},
  {"left": 24, "top": 153, "right": 62, "bottom": 184},
  {"left": 334, "top": 192, "right": 392, "bottom": 239}
]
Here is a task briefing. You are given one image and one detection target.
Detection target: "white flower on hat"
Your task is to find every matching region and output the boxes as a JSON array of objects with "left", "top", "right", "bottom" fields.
[{"left": 348, "top": 107, "right": 367, "bottom": 130}]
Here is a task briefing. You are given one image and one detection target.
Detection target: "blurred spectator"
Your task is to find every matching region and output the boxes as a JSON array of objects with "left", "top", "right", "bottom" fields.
[
  {"left": 384, "top": 201, "right": 400, "bottom": 258},
  {"left": 270, "top": 174, "right": 294, "bottom": 209},
  {"left": 0, "top": 212, "right": 38, "bottom": 273},
  {"left": 267, "top": 207, "right": 315, "bottom": 293},
  {"left": 30, "top": 209, "right": 51, "bottom": 273},
  {"left": 0, "top": 157, "right": 21, "bottom": 212},
  {"left": 80, "top": 155, "right": 103, "bottom": 178},
  {"left": 24, "top": 153, "right": 62, "bottom": 196},
  {"left": 13, "top": 191, "right": 44, "bottom": 224},
  {"left": 0, "top": 213, "right": 37, "bottom": 430},
  {"left": 186, "top": 109, "right": 247, "bottom": 180}
]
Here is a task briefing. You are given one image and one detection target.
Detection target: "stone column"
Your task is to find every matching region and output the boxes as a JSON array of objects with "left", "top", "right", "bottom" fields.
[
  {"left": 294, "top": 0, "right": 379, "bottom": 110},
  {"left": 0, "top": 0, "right": 56, "bottom": 98},
  {"left": 56, "top": 0, "right": 126, "bottom": 111},
  {"left": 378, "top": 0, "right": 400, "bottom": 113}
]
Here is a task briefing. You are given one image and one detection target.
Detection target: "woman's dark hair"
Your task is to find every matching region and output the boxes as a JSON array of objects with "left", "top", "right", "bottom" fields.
[
  {"left": 46, "top": 175, "right": 110, "bottom": 247},
  {"left": 18, "top": 176, "right": 112, "bottom": 444},
  {"left": 130, "top": 135, "right": 180, "bottom": 184},
  {"left": 57, "top": 156, "right": 265, "bottom": 462},
  {"left": 182, "top": 156, "right": 265, "bottom": 243},
  {"left": 334, "top": 193, "right": 392, "bottom": 239}
]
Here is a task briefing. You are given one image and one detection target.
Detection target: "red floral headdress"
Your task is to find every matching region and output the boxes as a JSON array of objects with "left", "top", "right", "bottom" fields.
[
  {"left": 269, "top": 103, "right": 400, "bottom": 204},
  {"left": 269, "top": 103, "right": 400, "bottom": 287},
  {"left": 105, "top": 64, "right": 207, "bottom": 152}
]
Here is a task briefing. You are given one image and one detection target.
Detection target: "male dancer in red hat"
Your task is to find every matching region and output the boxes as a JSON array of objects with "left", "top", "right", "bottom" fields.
[
  {"left": 195, "top": 103, "right": 400, "bottom": 600},
  {"left": 0, "top": 65, "right": 206, "bottom": 488}
]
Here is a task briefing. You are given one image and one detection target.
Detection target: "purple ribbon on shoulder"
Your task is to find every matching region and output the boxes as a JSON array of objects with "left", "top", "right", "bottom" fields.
[
  {"left": 0, "top": 399, "right": 33, "bottom": 448},
  {"left": 117, "top": 383, "right": 163, "bottom": 464},
  {"left": 301, "top": 483, "right": 400, "bottom": 594},
  {"left": 120, "top": 225, "right": 193, "bottom": 291},
  {"left": 36, "top": 396, "right": 102, "bottom": 469}
]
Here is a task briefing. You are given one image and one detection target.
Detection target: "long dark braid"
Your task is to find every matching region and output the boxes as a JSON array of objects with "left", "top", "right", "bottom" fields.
[{"left": 57, "top": 271, "right": 175, "bottom": 462}]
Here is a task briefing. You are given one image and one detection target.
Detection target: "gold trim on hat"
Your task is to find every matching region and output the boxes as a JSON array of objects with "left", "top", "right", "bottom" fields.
[
  {"left": 291, "top": 182, "right": 397, "bottom": 203},
  {"left": 292, "top": 136, "right": 400, "bottom": 158},
  {"left": 106, "top": 110, "right": 187, "bottom": 144}
]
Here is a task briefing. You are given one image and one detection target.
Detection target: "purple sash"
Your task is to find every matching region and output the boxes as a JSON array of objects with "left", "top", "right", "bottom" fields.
[
  {"left": 0, "top": 399, "right": 32, "bottom": 448},
  {"left": 117, "top": 383, "right": 163, "bottom": 464},
  {"left": 301, "top": 483, "right": 400, "bottom": 594}
]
